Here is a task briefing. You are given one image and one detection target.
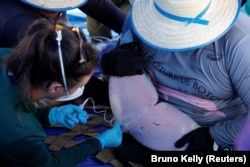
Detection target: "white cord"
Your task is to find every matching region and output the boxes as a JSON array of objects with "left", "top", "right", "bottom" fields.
[{"left": 79, "top": 97, "right": 115, "bottom": 126}]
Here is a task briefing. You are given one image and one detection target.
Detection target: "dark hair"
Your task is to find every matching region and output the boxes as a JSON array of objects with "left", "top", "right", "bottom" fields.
[{"left": 3, "top": 19, "right": 97, "bottom": 101}]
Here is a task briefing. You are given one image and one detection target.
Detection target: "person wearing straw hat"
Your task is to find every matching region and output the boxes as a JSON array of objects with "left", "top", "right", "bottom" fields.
[
  {"left": 0, "top": 0, "right": 126, "bottom": 47},
  {"left": 0, "top": 18, "right": 122, "bottom": 166},
  {"left": 0, "top": 0, "right": 126, "bottom": 106},
  {"left": 100, "top": 0, "right": 250, "bottom": 163}
]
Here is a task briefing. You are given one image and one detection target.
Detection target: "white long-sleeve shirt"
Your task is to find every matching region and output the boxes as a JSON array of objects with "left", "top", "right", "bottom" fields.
[{"left": 121, "top": 12, "right": 250, "bottom": 148}]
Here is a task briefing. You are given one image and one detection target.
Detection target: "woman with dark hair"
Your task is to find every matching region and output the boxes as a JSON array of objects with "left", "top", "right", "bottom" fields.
[
  {"left": 0, "top": 18, "right": 122, "bottom": 167},
  {"left": 0, "top": 0, "right": 127, "bottom": 105}
]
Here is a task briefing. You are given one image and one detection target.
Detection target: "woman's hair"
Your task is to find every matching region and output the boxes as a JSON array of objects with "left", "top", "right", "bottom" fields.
[{"left": 3, "top": 18, "right": 98, "bottom": 101}]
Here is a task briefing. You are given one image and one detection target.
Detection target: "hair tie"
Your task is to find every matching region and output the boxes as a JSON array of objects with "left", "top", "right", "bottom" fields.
[{"left": 55, "top": 24, "right": 63, "bottom": 31}]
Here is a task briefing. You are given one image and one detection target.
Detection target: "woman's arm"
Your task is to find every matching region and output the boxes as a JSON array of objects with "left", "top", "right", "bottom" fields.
[{"left": 79, "top": 0, "right": 127, "bottom": 33}]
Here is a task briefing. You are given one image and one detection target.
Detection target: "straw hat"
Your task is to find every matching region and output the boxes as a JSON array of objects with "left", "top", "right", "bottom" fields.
[
  {"left": 131, "top": 0, "right": 240, "bottom": 51},
  {"left": 21, "top": 0, "right": 88, "bottom": 11}
]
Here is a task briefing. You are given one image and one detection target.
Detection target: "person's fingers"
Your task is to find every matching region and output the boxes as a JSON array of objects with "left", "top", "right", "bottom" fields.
[
  {"left": 113, "top": 122, "right": 121, "bottom": 129},
  {"left": 69, "top": 104, "right": 83, "bottom": 113},
  {"left": 65, "top": 113, "right": 79, "bottom": 124},
  {"left": 64, "top": 119, "right": 76, "bottom": 128},
  {"left": 69, "top": 105, "right": 88, "bottom": 124},
  {"left": 77, "top": 112, "right": 88, "bottom": 124}
]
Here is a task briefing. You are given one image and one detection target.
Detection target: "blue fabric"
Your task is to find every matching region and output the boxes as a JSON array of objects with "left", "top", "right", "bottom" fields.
[
  {"left": 44, "top": 110, "right": 112, "bottom": 167},
  {"left": 67, "top": 9, "right": 87, "bottom": 30},
  {"left": 44, "top": 127, "right": 112, "bottom": 167}
]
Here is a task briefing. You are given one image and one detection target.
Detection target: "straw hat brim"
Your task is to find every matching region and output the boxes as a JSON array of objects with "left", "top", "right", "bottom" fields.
[
  {"left": 21, "top": 0, "right": 88, "bottom": 11},
  {"left": 131, "top": 0, "right": 240, "bottom": 51}
]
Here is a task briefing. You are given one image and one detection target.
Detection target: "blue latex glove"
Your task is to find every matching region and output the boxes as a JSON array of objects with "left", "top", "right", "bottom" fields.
[
  {"left": 49, "top": 104, "right": 88, "bottom": 128},
  {"left": 95, "top": 122, "right": 122, "bottom": 149}
]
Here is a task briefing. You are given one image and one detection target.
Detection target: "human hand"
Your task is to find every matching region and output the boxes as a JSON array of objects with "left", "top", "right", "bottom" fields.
[
  {"left": 49, "top": 104, "right": 88, "bottom": 128},
  {"left": 175, "top": 127, "right": 214, "bottom": 151},
  {"left": 100, "top": 42, "right": 146, "bottom": 77},
  {"left": 95, "top": 122, "right": 122, "bottom": 149}
]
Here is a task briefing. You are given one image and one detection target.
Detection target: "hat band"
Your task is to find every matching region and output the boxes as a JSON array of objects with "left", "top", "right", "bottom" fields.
[{"left": 154, "top": 0, "right": 211, "bottom": 25}]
